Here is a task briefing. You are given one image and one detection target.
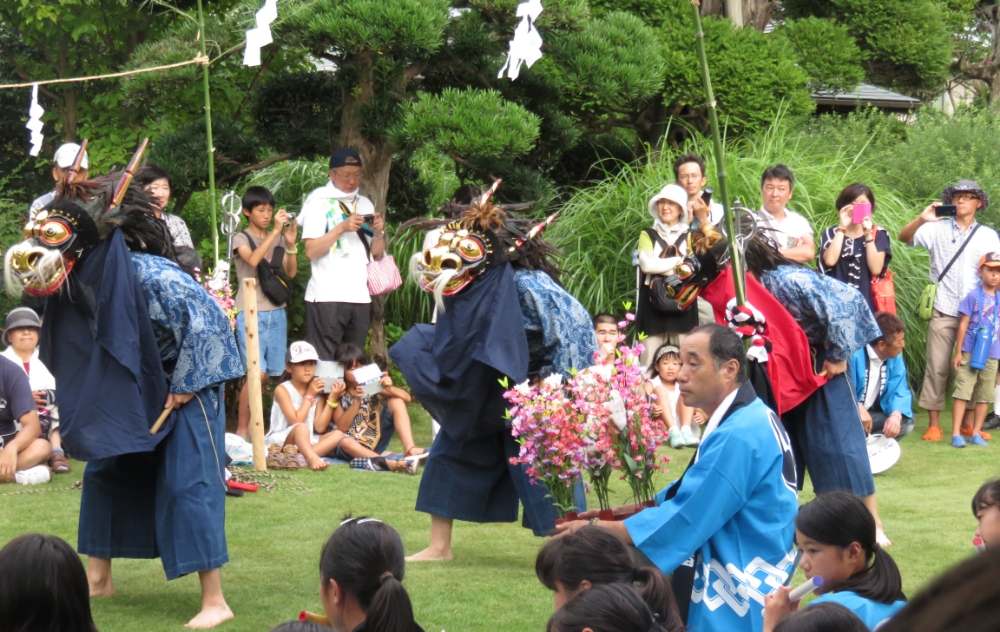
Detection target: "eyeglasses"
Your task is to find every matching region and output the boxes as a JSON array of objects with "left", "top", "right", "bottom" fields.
[{"left": 333, "top": 170, "right": 362, "bottom": 183}]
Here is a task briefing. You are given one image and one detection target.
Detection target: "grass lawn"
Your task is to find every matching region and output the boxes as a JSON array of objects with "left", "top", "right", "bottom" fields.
[{"left": 1, "top": 405, "right": 997, "bottom": 631}]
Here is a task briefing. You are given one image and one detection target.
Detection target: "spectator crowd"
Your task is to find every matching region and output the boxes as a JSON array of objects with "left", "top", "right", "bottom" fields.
[{"left": 3, "top": 141, "right": 1000, "bottom": 632}]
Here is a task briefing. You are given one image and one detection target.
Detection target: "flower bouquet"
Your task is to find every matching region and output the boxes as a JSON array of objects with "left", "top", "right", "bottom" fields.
[
  {"left": 568, "top": 363, "right": 619, "bottom": 520},
  {"left": 196, "top": 261, "right": 239, "bottom": 330},
  {"left": 506, "top": 374, "right": 584, "bottom": 520}
]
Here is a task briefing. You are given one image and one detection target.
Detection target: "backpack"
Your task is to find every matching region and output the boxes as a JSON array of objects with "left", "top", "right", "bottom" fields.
[
  {"left": 643, "top": 228, "right": 693, "bottom": 314},
  {"left": 240, "top": 230, "right": 293, "bottom": 306}
]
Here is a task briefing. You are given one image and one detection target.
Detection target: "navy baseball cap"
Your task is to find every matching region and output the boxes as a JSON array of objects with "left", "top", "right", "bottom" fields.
[{"left": 329, "top": 148, "right": 362, "bottom": 170}]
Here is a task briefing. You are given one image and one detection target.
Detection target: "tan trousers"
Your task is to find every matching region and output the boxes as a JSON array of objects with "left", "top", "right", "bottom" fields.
[{"left": 919, "top": 309, "right": 960, "bottom": 411}]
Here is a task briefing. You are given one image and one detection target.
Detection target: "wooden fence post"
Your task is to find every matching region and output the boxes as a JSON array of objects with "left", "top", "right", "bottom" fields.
[{"left": 242, "top": 278, "right": 267, "bottom": 471}]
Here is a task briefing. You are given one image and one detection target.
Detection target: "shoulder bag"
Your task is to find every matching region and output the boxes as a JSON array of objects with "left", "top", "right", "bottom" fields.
[
  {"left": 241, "top": 231, "right": 293, "bottom": 306},
  {"left": 917, "top": 223, "right": 980, "bottom": 320},
  {"left": 869, "top": 227, "right": 896, "bottom": 314},
  {"left": 644, "top": 228, "right": 692, "bottom": 314}
]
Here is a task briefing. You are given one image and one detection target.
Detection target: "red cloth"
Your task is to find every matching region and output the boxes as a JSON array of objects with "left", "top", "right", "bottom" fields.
[{"left": 700, "top": 265, "right": 826, "bottom": 414}]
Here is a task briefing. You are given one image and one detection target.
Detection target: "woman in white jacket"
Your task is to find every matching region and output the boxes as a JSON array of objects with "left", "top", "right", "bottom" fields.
[{"left": 635, "top": 184, "right": 698, "bottom": 367}]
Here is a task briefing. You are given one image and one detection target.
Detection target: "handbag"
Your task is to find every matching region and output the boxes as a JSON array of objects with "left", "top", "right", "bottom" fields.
[
  {"left": 918, "top": 224, "right": 980, "bottom": 320},
  {"left": 869, "top": 227, "right": 896, "bottom": 314},
  {"left": 644, "top": 228, "right": 692, "bottom": 314},
  {"left": 240, "top": 231, "right": 293, "bottom": 306},
  {"left": 358, "top": 226, "right": 403, "bottom": 296}
]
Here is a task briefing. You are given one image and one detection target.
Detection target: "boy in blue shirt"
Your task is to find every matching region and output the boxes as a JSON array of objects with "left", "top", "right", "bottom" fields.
[{"left": 951, "top": 252, "right": 1000, "bottom": 448}]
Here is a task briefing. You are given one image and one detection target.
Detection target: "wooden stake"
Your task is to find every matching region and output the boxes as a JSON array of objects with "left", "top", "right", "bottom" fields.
[{"left": 243, "top": 279, "right": 267, "bottom": 471}]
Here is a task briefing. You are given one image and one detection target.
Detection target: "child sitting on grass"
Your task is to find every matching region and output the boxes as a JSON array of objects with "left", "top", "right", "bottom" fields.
[
  {"left": 547, "top": 583, "right": 668, "bottom": 632},
  {"left": 645, "top": 343, "right": 698, "bottom": 449},
  {"left": 764, "top": 492, "right": 906, "bottom": 631},
  {"left": 319, "top": 516, "right": 425, "bottom": 632},
  {"left": 972, "top": 478, "right": 1000, "bottom": 550},
  {"left": 266, "top": 341, "right": 344, "bottom": 471},
  {"left": 329, "top": 344, "right": 425, "bottom": 474},
  {"left": 950, "top": 253, "right": 1000, "bottom": 448}
]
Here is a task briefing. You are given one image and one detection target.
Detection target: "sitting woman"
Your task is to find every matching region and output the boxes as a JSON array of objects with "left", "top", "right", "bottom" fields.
[
  {"left": 0, "top": 533, "right": 98, "bottom": 631},
  {"left": 2, "top": 307, "right": 67, "bottom": 473},
  {"left": 329, "top": 344, "right": 425, "bottom": 474},
  {"left": 536, "top": 525, "right": 684, "bottom": 631},
  {"left": 635, "top": 184, "right": 698, "bottom": 367},
  {"left": 0, "top": 350, "right": 51, "bottom": 485},
  {"left": 818, "top": 183, "right": 891, "bottom": 315},
  {"left": 319, "top": 516, "right": 425, "bottom": 632}
]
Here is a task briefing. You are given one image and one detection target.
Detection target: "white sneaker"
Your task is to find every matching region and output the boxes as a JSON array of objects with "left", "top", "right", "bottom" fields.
[
  {"left": 14, "top": 465, "right": 51, "bottom": 486},
  {"left": 680, "top": 426, "right": 700, "bottom": 447},
  {"left": 668, "top": 427, "right": 684, "bottom": 449}
]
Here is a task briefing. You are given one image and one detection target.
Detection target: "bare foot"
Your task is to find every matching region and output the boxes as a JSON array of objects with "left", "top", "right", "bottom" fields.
[
  {"left": 185, "top": 603, "right": 234, "bottom": 629},
  {"left": 88, "top": 575, "right": 116, "bottom": 598},
  {"left": 876, "top": 526, "right": 892, "bottom": 548},
  {"left": 306, "top": 455, "right": 329, "bottom": 471},
  {"left": 406, "top": 546, "right": 453, "bottom": 562}
]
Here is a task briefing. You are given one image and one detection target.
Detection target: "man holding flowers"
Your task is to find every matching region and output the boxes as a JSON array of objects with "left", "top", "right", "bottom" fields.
[{"left": 558, "top": 324, "right": 798, "bottom": 632}]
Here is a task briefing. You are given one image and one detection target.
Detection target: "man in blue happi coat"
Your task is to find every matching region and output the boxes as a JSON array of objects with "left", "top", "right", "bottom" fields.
[{"left": 5, "top": 172, "right": 244, "bottom": 629}]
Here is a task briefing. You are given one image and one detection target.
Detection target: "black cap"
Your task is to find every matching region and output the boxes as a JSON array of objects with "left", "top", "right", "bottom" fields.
[{"left": 329, "top": 148, "right": 362, "bottom": 170}]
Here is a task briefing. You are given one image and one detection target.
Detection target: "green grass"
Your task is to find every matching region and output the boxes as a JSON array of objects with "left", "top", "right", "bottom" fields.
[{"left": 1, "top": 405, "right": 997, "bottom": 631}]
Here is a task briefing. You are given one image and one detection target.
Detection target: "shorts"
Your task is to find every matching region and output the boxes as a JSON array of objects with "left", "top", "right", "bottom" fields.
[
  {"left": 235, "top": 308, "right": 287, "bottom": 377},
  {"left": 0, "top": 430, "right": 15, "bottom": 450},
  {"left": 953, "top": 352, "right": 998, "bottom": 403}
]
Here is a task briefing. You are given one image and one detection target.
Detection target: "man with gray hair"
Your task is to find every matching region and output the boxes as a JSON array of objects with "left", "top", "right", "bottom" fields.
[{"left": 558, "top": 324, "right": 798, "bottom": 632}]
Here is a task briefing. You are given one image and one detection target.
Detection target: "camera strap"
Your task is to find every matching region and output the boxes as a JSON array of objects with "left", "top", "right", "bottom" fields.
[{"left": 937, "top": 223, "right": 980, "bottom": 283}]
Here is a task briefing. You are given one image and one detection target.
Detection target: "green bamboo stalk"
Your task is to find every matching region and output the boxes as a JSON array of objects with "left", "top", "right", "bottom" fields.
[
  {"left": 690, "top": 0, "right": 746, "bottom": 306},
  {"left": 196, "top": 0, "right": 220, "bottom": 265}
]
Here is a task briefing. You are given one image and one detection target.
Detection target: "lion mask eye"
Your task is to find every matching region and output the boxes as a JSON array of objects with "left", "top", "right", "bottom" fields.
[
  {"left": 36, "top": 219, "right": 72, "bottom": 247},
  {"left": 457, "top": 238, "right": 483, "bottom": 261}
]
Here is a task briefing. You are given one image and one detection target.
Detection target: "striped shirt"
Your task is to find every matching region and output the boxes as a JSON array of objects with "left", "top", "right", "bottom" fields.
[{"left": 911, "top": 219, "right": 1000, "bottom": 317}]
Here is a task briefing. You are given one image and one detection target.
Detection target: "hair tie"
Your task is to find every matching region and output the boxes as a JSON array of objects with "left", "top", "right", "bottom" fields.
[{"left": 379, "top": 571, "right": 394, "bottom": 583}]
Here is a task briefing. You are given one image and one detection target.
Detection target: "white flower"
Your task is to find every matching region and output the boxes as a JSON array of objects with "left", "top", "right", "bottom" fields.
[
  {"left": 590, "top": 364, "right": 613, "bottom": 382},
  {"left": 604, "top": 390, "right": 627, "bottom": 431},
  {"left": 543, "top": 373, "right": 563, "bottom": 389},
  {"left": 513, "top": 380, "right": 532, "bottom": 396}
]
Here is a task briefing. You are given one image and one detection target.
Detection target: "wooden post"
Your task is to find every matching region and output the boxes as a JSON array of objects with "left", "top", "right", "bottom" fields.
[{"left": 243, "top": 279, "right": 267, "bottom": 471}]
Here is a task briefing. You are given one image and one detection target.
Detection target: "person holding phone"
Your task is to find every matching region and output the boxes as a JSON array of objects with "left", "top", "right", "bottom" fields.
[
  {"left": 819, "top": 183, "right": 891, "bottom": 314},
  {"left": 898, "top": 180, "right": 1000, "bottom": 442}
]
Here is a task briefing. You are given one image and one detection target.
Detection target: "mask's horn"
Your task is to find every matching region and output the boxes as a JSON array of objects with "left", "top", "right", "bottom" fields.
[
  {"left": 65, "top": 139, "right": 88, "bottom": 185},
  {"left": 515, "top": 212, "right": 558, "bottom": 249},
  {"left": 110, "top": 137, "right": 149, "bottom": 210},
  {"left": 479, "top": 179, "right": 502, "bottom": 206}
]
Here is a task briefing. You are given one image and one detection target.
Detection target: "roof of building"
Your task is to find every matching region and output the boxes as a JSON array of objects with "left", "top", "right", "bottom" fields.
[{"left": 812, "top": 83, "right": 922, "bottom": 110}]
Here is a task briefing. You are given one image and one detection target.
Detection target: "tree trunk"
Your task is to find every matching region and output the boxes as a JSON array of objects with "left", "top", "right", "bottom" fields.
[
  {"left": 725, "top": 0, "right": 744, "bottom": 27},
  {"left": 56, "top": 36, "right": 77, "bottom": 141},
  {"left": 742, "top": 0, "right": 779, "bottom": 31}
]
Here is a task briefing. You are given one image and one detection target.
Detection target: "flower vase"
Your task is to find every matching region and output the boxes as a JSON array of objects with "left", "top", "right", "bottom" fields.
[
  {"left": 565, "top": 511, "right": 579, "bottom": 522},
  {"left": 645, "top": 500, "right": 656, "bottom": 508},
  {"left": 598, "top": 509, "right": 615, "bottom": 521}
]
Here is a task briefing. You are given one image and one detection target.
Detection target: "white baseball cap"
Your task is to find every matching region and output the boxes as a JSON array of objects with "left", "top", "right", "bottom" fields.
[
  {"left": 53, "top": 143, "right": 89, "bottom": 169},
  {"left": 286, "top": 341, "right": 319, "bottom": 364}
]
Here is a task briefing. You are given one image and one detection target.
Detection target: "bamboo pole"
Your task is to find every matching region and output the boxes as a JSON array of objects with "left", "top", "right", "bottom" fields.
[
  {"left": 243, "top": 279, "right": 267, "bottom": 471},
  {"left": 196, "top": 0, "right": 220, "bottom": 266},
  {"left": 690, "top": 0, "right": 747, "bottom": 307}
]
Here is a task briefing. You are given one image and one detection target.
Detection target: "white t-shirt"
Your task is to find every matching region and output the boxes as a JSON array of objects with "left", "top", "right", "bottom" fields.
[
  {"left": 756, "top": 207, "right": 813, "bottom": 250},
  {"left": 300, "top": 182, "right": 374, "bottom": 304}
]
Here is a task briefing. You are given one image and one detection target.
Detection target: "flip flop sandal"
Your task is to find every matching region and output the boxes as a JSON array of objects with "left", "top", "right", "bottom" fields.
[
  {"left": 266, "top": 444, "right": 284, "bottom": 470},
  {"left": 404, "top": 452, "right": 428, "bottom": 476},
  {"left": 282, "top": 445, "right": 301, "bottom": 471},
  {"left": 49, "top": 453, "right": 71, "bottom": 473}
]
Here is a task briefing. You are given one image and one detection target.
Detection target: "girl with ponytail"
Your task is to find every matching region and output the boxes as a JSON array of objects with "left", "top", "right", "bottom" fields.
[
  {"left": 319, "top": 516, "right": 424, "bottom": 632},
  {"left": 765, "top": 492, "right": 905, "bottom": 631},
  {"left": 536, "top": 526, "right": 684, "bottom": 632},
  {"left": 547, "top": 583, "right": 668, "bottom": 632}
]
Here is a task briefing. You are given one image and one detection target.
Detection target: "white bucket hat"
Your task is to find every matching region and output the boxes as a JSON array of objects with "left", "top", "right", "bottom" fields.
[{"left": 647, "top": 184, "right": 689, "bottom": 221}]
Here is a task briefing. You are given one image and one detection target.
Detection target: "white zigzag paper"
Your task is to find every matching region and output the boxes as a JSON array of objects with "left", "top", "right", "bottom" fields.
[
  {"left": 243, "top": 0, "right": 278, "bottom": 67},
  {"left": 26, "top": 84, "right": 44, "bottom": 157},
  {"left": 498, "top": 0, "right": 543, "bottom": 80}
]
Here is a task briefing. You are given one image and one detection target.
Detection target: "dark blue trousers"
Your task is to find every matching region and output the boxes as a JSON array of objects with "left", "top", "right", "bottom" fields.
[{"left": 78, "top": 386, "right": 228, "bottom": 580}]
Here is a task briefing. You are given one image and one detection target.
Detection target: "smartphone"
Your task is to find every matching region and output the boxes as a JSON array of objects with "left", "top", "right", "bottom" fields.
[
  {"left": 852, "top": 202, "right": 872, "bottom": 224},
  {"left": 936, "top": 204, "right": 957, "bottom": 218},
  {"left": 701, "top": 188, "right": 714, "bottom": 205}
]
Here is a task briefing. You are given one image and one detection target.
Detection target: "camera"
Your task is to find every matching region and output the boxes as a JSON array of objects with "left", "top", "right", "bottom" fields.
[
  {"left": 362, "top": 214, "right": 376, "bottom": 226},
  {"left": 701, "top": 188, "right": 714, "bottom": 205}
]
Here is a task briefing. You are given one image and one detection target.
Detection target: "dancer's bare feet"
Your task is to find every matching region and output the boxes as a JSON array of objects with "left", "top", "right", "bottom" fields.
[
  {"left": 185, "top": 569, "right": 233, "bottom": 629},
  {"left": 87, "top": 557, "right": 116, "bottom": 597},
  {"left": 876, "top": 526, "right": 892, "bottom": 548},
  {"left": 306, "top": 455, "right": 329, "bottom": 471},
  {"left": 185, "top": 603, "right": 234, "bottom": 629},
  {"left": 406, "top": 545, "right": 453, "bottom": 562}
]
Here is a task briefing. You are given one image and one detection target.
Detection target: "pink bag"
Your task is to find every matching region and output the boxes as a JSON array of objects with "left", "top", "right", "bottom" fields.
[{"left": 367, "top": 255, "right": 402, "bottom": 296}]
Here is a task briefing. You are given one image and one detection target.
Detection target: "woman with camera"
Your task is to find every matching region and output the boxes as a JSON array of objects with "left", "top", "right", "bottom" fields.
[{"left": 819, "top": 183, "right": 892, "bottom": 314}]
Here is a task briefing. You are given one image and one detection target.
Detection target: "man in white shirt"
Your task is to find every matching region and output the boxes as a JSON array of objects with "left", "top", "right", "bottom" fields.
[
  {"left": 756, "top": 165, "right": 815, "bottom": 264},
  {"left": 29, "top": 143, "right": 90, "bottom": 220},
  {"left": 898, "top": 179, "right": 1000, "bottom": 440},
  {"left": 674, "top": 153, "right": 724, "bottom": 228},
  {"left": 300, "top": 148, "right": 386, "bottom": 359}
]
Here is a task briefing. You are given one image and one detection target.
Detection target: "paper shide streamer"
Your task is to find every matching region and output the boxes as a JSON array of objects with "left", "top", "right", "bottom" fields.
[
  {"left": 497, "top": 0, "right": 543, "bottom": 80},
  {"left": 243, "top": 0, "right": 278, "bottom": 67},
  {"left": 26, "top": 84, "right": 44, "bottom": 157}
]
